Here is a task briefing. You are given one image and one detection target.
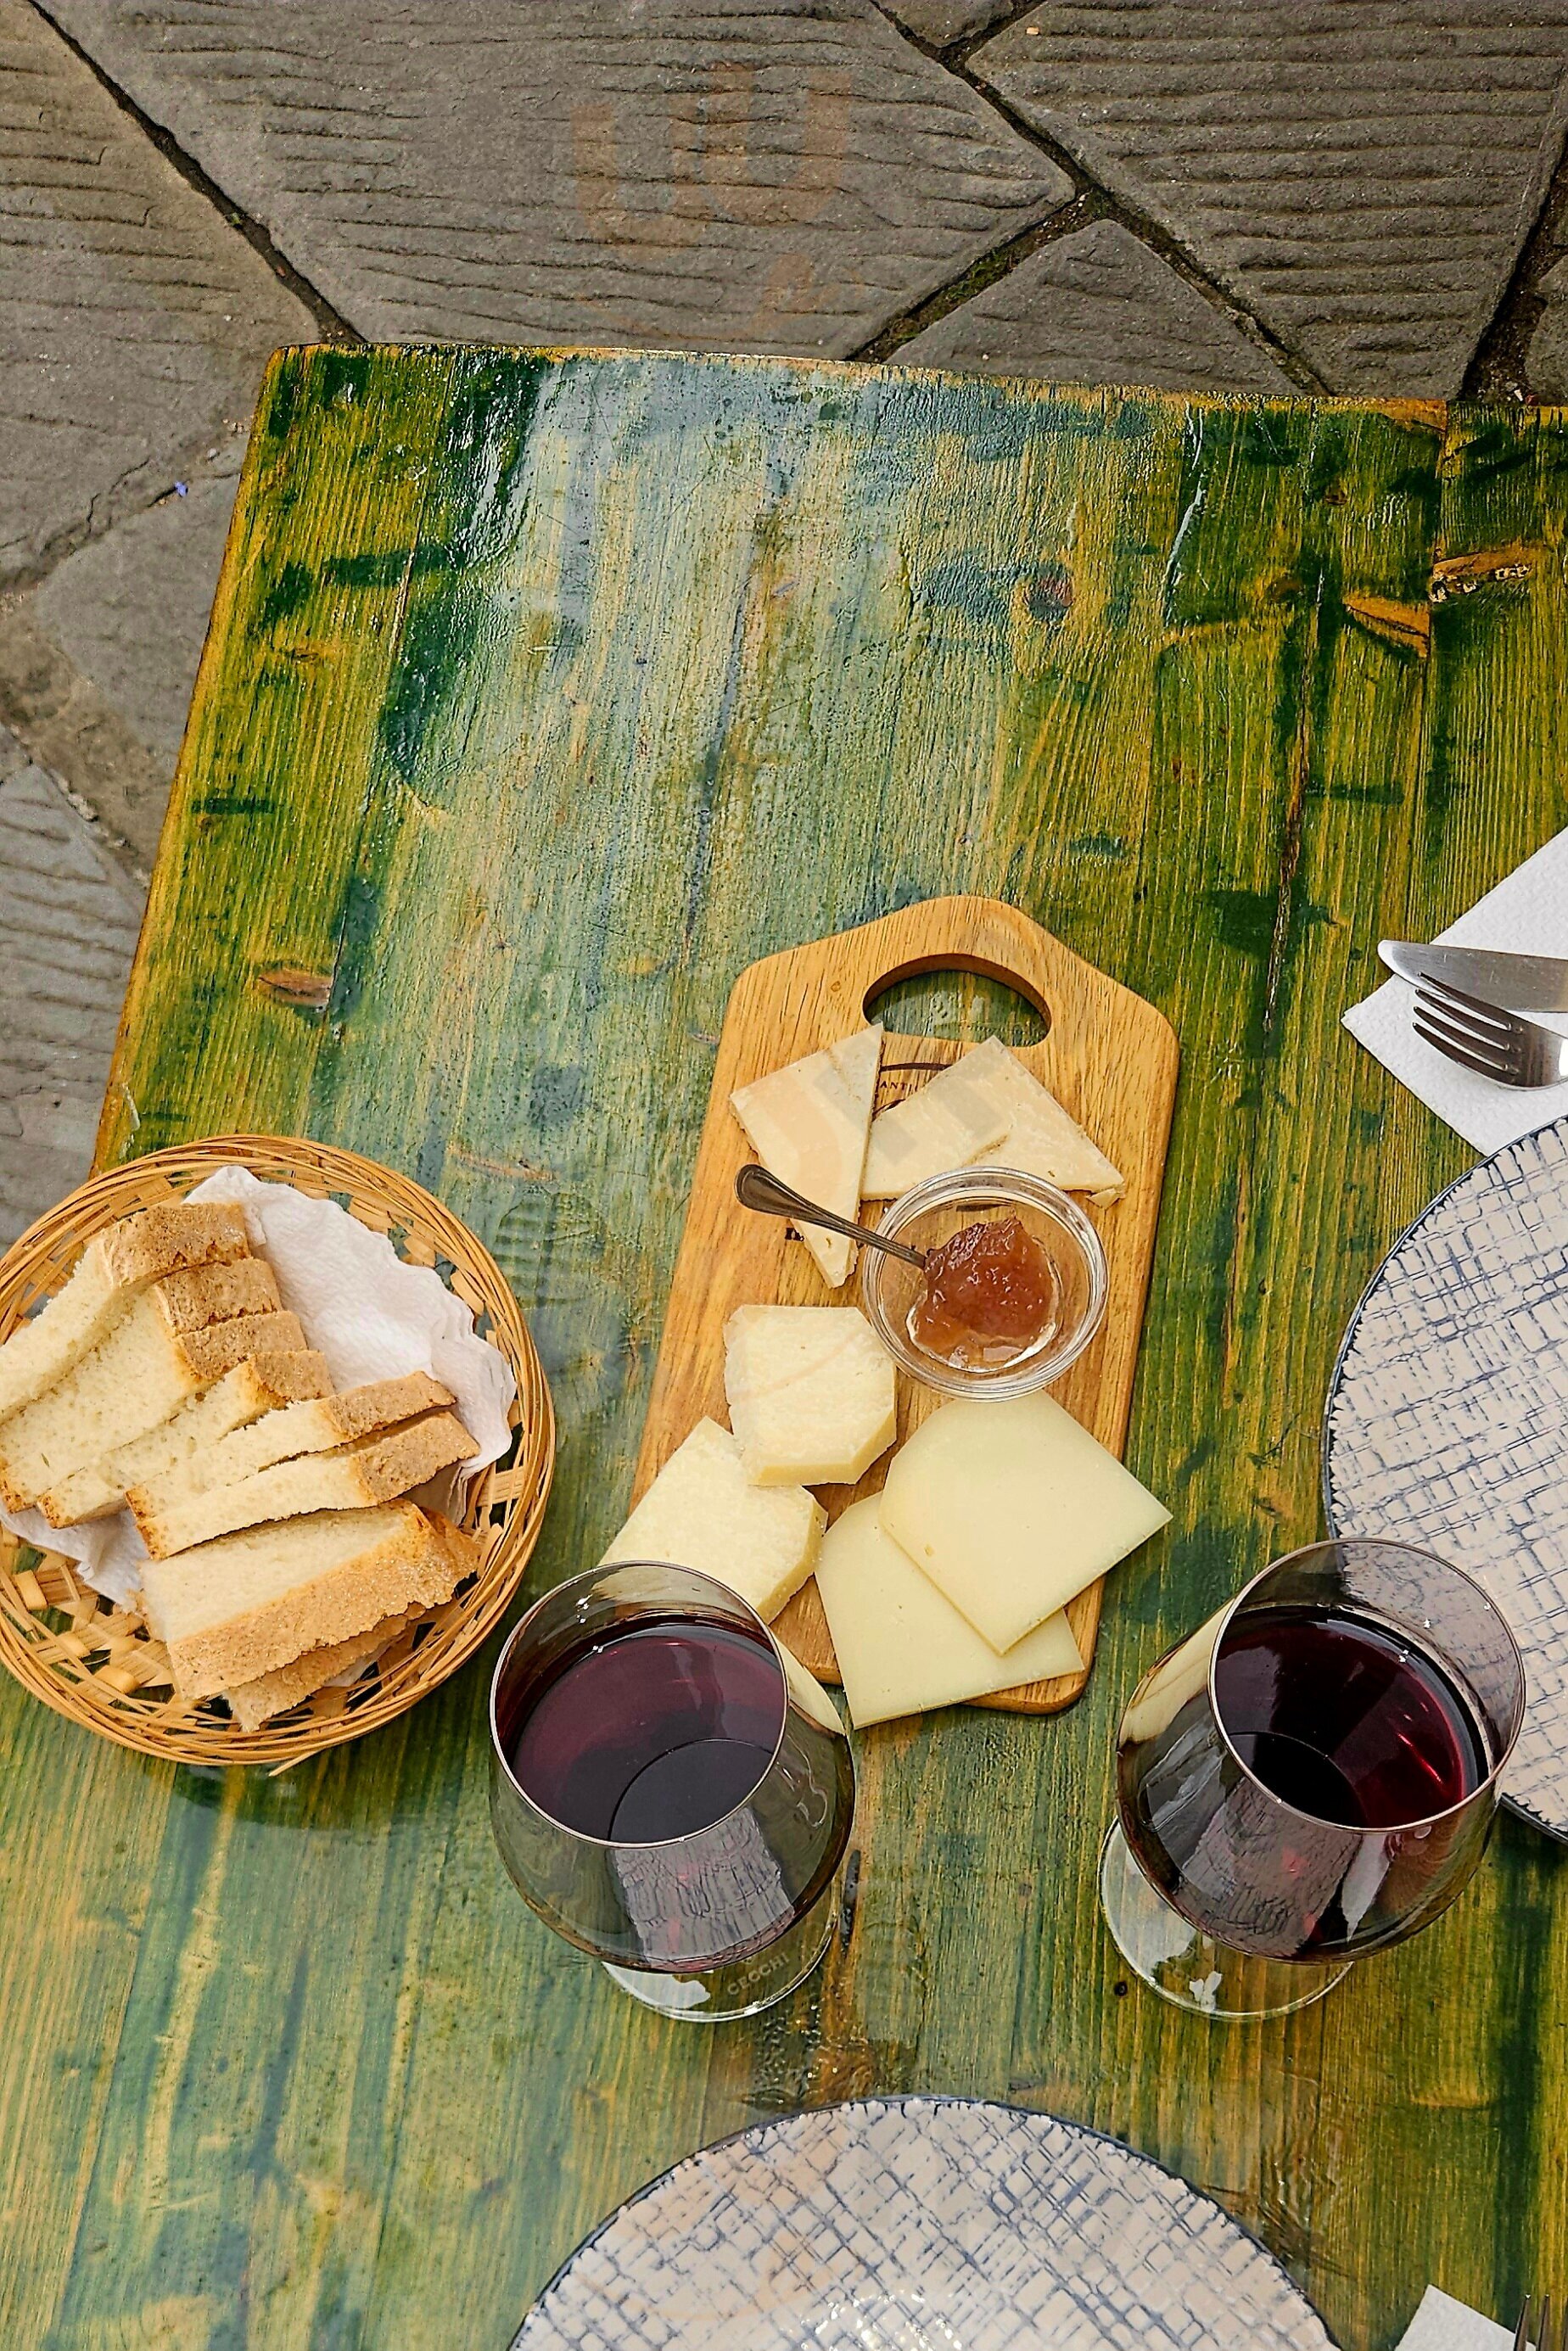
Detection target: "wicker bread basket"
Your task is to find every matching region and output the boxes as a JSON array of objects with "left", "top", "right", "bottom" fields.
[{"left": 0, "top": 1136, "right": 555, "bottom": 1767}]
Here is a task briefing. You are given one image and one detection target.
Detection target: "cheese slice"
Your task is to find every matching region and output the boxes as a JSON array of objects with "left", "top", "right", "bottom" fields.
[
  {"left": 956, "top": 1036, "right": 1123, "bottom": 1201},
  {"left": 878, "top": 1392, "right": 1169, "bottom": 1651},
  {"left": 599, "top": 1418, "right": 825, "bottom": 1622},
  {"left": 861, "top": 1056, "right": 1007, "bottom": 1198},
  {"left": 861, "top": 1035, "right": 1122, "bottom": 1201},
  {"left": 724, "top": 1305, "right": 896, "bottom": 1487},
  {"left": 815, "top": 1496, "right": 1083, "bottom": 1727},
  {"left": 731, "top": 1026, "right": 882, "bottom": 1288}
]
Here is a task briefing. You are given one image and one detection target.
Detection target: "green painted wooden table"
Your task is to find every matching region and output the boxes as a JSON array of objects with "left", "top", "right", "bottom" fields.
[{"left": 3, "top": 346, "right": 1566, "bottom": 2350}]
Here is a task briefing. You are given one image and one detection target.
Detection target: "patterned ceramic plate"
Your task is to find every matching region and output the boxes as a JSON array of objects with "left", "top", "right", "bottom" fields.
[
  {"left": 1324, "top": 1117, "right": 1568, "bottom": 1842},
  {"left": 512, "top": 2096, "right": 1332, "bottom": 2349}
]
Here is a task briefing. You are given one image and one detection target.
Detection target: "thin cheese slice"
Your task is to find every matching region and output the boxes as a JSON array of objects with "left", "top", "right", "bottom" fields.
[
  {"left": 731, "top": 1026, "right": 882, "bottom": 1289},
  {"left": 957, "top": 1037, "right": 1123, "bottom": 1201},
  {"left": 861, "top": 1035, "right": 1123, "bottom": 1201},
  {"left": 724, "top": 1305, "right": 896, "bottom": 1487},
  {"left": 861, "top": 1056, "right": 1007, "bottom": 1198},
  {"left": 878, "top": 1392, "right": 1169, "bottom": 1651},
  {"left": 815, "top": 1496, "right": 1083, "bottom": 1727},
  {"left": 599, "top": 1418, "right": 825, "bottom": 1622}
]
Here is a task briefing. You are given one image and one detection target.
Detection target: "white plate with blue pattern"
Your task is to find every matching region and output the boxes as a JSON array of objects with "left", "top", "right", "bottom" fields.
[
  {"left": 1324, "top": 1116, "right": 1568, "bottom": 1842},
  {"left": 513, "top": 2096, "right": 1332, "bottom": 2349}
]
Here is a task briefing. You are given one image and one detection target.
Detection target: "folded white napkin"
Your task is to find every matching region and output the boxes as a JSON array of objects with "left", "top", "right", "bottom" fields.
[
  {"left": 1397, "top": 2286, "right": 1515, "bottom": 2348},
  {"left": 1343, "top": 824, "right": 1568, "bottom": 1152}
]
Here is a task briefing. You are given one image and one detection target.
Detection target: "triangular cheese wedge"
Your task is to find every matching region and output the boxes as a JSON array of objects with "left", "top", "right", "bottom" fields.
[
  {"left": 599, "top": 1419, "right": 824, "bottom": 1621},
  {"left": 862, "top": 1035, "right": 1123, "bottom": 1201},
  {"left": 815, "top": 1495, "right": 1083, "bottom": 1727},
  {"left": 731, "top": 1025, "right": 882, "bottom": 1288},
  {"left": 862, "top": 1061, "right": 1006, "bottom": 1198},
  {"left": 960, "top": 1038, "right": 1124, "bottom": 1201}
]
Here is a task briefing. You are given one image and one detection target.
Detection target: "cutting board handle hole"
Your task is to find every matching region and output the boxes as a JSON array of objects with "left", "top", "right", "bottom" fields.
[{"left": 862, "top": 955, "right": 1050, "bottom": 1046}]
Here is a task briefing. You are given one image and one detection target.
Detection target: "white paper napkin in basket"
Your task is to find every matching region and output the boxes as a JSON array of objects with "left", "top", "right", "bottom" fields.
[
  {"left": 1343, "top": 826, "right": 1568, "bottom": 1150},
  {"left": 1397, "top": 2286, "right": 1515, "bottom": 2349},
  {"left": 0, "top": 1165, "right": 516, "bottom": 1607}
]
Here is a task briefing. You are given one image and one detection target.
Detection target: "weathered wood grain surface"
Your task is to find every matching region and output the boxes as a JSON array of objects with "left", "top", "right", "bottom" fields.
[
  {"left": 638, "top": 893, "right": 1179, "bottom": 1709},
  {"left": 2, "top": 346, "right": 1565, "bottom": 2348}
]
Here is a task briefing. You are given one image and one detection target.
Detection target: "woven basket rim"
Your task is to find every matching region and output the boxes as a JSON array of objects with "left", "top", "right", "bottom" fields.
[{"left": 0, "top": 1135, "right": 555, "bottom": 1768}]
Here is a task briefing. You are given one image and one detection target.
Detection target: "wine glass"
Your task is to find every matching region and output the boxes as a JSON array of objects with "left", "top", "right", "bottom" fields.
[
  {"left": 1100, "top": 1539, "right": 1525, "bottom": 2020},
  {"left": 490, "top": 1560, "right": 854, "bottom": 2022}
]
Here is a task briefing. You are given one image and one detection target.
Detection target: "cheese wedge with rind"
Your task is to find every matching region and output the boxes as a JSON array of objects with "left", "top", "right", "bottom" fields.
[
  {"left": 724, "top": 1305, "right": 896, "bottom": 1487},
  {"left": 599, "top": 1417, "right": 824, "bottom": 1621},
  {"left": 861, "top": 1035, "right": 1123, "bottom": 1201},
  {"left": 878, "top": 1392, "right": 1169, "bottom": 1652},
  {"left": 957, "top": 1037, "right": 1123, "bottom": 1201},
  {"left": 861, "top": 1059, "right": 1007, "bottom": 1198},
  {"left": 815, "top": 1495, "right": 1083, "bottom": 1727},
  {"left": 731, "top": 1026, "right": 882, "bottom": 1289}
]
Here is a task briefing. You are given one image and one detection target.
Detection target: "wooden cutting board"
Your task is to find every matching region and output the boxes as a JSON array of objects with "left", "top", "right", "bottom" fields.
[{"left": 633, "top": 895, "right": 1179, "bottom": 1712}]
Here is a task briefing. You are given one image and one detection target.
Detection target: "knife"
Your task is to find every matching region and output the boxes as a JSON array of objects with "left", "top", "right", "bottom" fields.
[{"left": 1379, "top": 938, "right": 1568, "bottom": 1013}]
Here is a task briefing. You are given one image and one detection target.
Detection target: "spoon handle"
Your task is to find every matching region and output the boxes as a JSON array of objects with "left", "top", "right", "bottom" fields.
[{"left": 734, "top": 1163, "right": 927, "bottom": 1270}]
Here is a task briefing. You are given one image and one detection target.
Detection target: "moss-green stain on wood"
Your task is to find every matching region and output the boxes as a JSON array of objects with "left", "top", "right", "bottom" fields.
[{"left": 1, "top": 350, "right": 1561, "bottom": 2347}]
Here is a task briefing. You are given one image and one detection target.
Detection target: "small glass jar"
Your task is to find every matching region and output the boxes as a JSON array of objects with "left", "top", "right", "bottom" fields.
[{"left": 860, "top": 1166, "right": 1108, "bottom": 1400}]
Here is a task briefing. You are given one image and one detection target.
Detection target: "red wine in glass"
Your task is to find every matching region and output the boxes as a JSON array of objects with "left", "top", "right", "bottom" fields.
[
  {"left": 1110, "top": 1541, "right": 1525, "bottom": 1994},
  {"left": 1212, "top": 1606, "right": 1489, "bottom": 1832},
  {"left": 509, "top": 1615, "right": 798, "bottom": 1850},
  {"left": 490, "top": 1565, "right": 854, "bottom": 2017}
]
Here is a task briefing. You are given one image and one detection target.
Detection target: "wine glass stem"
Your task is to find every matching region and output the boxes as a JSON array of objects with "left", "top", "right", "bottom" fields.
[
  {"left": 601, "top": 1869, "right": 842, "bottom": 2024},
  {"left": 1098, "top": 1821, "right": 1352, "bottom": 2022}
]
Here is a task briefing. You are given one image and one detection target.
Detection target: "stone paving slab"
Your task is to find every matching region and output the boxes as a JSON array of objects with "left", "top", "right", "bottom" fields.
[
  {"left": 38, "top": 0, "right": 1070, "bottom": 357},
  {"left": 1530, "top": 255, "right": 1568, "bottom": 394},
  {"left": 0, "top": 735, "right": 145, "bottom": 1247},
  {"left": 0, "top": 602, "right": 165, "bottom": 875},
  {"left": 0, "top": 0, "right": 311, "bottom": 587},
  {"left": 973, "top": 0, "right": 1568, "bottom": 396},
  {"left": 29, "top": 444, "right": 242, "bottom": 774},
  {"left": 880, "top": 0, "right": 1015, "bottom": 46},
  {"left": 0, "top": 438, "right": 244, "bottom": 870},
  {"left": 8, "top": 0, "right": 1568, "bottom": 1268},
  {"left": 900, "top": 217, "right": 1296, "bottom": 390}
]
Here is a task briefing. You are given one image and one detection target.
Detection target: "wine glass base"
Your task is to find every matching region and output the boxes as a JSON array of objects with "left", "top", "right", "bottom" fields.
[
  {"left": 602, "top": 1872, "right": 840, "bottom": 2023},
  {"left": 1099, "top": 1822, "right": 1352, "bottom": 2021}
]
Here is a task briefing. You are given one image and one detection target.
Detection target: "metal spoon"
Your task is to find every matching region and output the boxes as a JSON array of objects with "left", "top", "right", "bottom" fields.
[{"left": 734, "top": 1163, "right": 927, "bottom": 1269}]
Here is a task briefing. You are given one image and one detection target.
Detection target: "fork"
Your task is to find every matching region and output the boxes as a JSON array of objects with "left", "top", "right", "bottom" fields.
[
  {"left": 1515, "top": 2292, "right": 1566, "bottom": 2351},
  {"left": 1412, "top": 977, "right": 1568, "bottom": 1088}
]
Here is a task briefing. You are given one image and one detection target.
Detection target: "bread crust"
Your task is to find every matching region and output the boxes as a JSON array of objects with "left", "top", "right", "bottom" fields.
[
  {"left": 224, "top": 1608, "right": 420, "bottom": 1732},
  {"left": 143, "top": 1504, "right": 477, "bottom": 1698},
  {"left": 0, "top": 1201, "right": 253, "bottom": 1423},
  {"left": 36, "top": 1347, "right": 334, "bottom": 1528},
  {"left": 188, "top": 1370, "right": 454, "bottom": 1496},
  {"left": 98, "top": 1202, "right": 251, "bottom": 1285},
  {"left": 150, "top": 1257, "right": 280, "bottom": 1334},
  {"left": 131, "top": 1410, "right": 475, "bottom": 1557},
  {"left": 176, "top": 1312, "right": 308, "bottom": 1383},
  {"left": 0, "top": 1309, "right": 310, "bottom": 1511}
]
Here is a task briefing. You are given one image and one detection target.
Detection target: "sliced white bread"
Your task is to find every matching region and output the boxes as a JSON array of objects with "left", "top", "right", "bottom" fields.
[
  {"left": 171, "top": 1369, "right": 453, "bottom": 1502},
  {"left": 0, "top": 1303, "right": 306, "bottom": 1510},
  {"left": 151, "top": 1254, "right": 280, "bottom": 1332},
  {"left": 130, "top": 1409, "right": 476, "bottom": 1559},
  {"left": 0, "top": 1201, "right": 251, "bottom": 1422},
  {"left": 39, "top": 1349, "right": 333, "bottom": 1526},
  {"left": 141, "top": 1504, "right": 476, "bottom": 1699},
  {"left": 224, "top": 1608, "right": 419, "bottom": 1732}
]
